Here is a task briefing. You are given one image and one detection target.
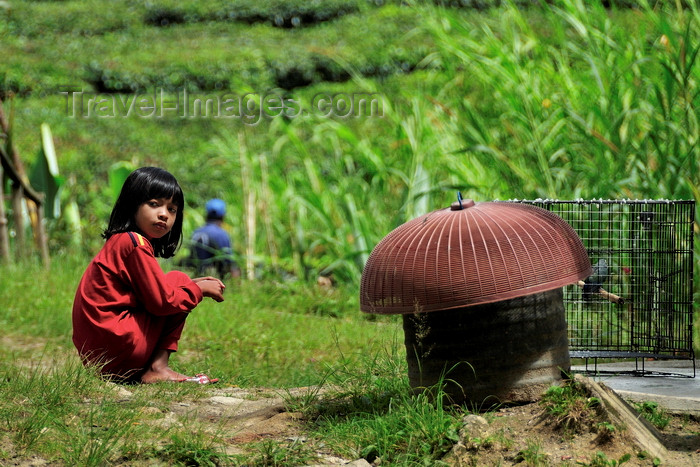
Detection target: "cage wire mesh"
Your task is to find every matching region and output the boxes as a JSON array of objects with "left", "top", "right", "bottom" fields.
[{"left": 512, "top": 200, "right": 695, "bottom": 376}]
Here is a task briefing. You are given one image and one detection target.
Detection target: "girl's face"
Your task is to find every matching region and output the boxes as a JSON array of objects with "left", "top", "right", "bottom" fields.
[{"left": 134, "top": 197, "right": 178, "bottom": 239}]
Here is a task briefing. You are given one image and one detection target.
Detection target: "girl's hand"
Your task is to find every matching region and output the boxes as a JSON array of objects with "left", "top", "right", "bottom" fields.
[
  {"left": 192, "top": 276, "right": 223, "bottom": 285},
  {"left": 195, "top": 279, "right": 225, "bottom": 302}
]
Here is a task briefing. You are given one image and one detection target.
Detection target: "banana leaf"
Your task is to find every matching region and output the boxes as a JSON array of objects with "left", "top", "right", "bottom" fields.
[
  {"left": 108, "top": 161, "right": 136, "bottom": 202},
  {"left": 29, "top": 124, "right": 64, "bottom": 219}
]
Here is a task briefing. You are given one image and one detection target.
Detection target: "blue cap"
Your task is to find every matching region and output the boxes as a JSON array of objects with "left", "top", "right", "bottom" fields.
[{"left": 205, "top": 198, "right": 226, "bottom": 218}]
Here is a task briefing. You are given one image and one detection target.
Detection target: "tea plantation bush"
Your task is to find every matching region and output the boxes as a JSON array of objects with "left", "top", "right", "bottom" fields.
[
  {"left": 79, "top": 5, "right": 429, "bottom": 93},
  {"left": 143, "top": 0, "right": 363, "bottom": 28},
  {"left": 4, "top": 0, "right": 140, "bottom": 37}
]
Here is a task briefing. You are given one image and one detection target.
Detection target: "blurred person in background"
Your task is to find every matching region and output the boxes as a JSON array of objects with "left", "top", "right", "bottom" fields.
[{"left": 190, "top": 198, "right": 241, "bottom": 279}]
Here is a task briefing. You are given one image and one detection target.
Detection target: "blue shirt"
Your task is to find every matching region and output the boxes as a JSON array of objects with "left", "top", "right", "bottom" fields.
[{"left": 190, "top": 222, "right": 234, "bottom": 275}]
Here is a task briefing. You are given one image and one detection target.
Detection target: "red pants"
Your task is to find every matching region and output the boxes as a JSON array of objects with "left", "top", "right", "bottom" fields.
[{"left": 77, "top": 311, "right": 188, "bottom": 381}]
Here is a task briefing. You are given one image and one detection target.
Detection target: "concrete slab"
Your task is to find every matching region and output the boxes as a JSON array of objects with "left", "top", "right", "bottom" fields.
[{"left": 571, "top": 360, "right": 700, "bottom": 416}]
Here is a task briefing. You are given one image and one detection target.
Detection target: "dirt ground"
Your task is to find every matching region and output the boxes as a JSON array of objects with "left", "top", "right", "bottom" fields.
[
  {"left": 2, "top": 379, "right": 700, "bottom": 466},
  {"left": 2, "top": 332, "right": 699, "bottom": 466},
  {"left": 145, "top": 384, "right": 700, "bottom": 466},
  {"left": 440, "top": 399, "right": 700, "bottom": 466}
]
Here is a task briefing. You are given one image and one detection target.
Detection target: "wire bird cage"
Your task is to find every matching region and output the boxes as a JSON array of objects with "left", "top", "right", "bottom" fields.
[{"left": 513, "top": 199, "right": 696, "bottom": 377}]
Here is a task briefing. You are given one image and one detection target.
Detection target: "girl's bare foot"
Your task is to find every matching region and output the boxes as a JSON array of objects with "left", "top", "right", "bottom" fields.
[
  {"left": 140, "top": 366, "right": 190, "bottom": 384},
  {"left": 140, "top": 349, "right": 189, "bottom": 383}
]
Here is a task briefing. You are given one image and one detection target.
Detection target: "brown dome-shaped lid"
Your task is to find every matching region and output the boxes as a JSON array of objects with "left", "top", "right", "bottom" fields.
[{"left": 360, "top": 200, "right": 592, "bottom": 314}]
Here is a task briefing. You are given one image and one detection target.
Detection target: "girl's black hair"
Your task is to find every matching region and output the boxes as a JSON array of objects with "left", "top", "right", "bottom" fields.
[{"left": 103, "top": 167, "right": 185, "bottom": 258}]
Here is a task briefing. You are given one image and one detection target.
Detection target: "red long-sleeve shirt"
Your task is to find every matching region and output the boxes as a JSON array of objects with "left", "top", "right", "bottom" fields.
[{"left": 72, "top": 232, "right": 203, "bottom": 378}]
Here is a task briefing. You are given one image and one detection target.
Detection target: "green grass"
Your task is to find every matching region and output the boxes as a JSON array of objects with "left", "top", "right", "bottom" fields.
[
  {"left": 633, "top": 401, "right": 671, "bottom": 430},
  {"left": 286, "top": 344, "right": 463, "bottom": 465},
  {"left": 513, "top": 440, "right": 549, "bottom": 466},
  {"left": 540, "top": 377, "right": 604, "bottom": 435},
  {"left": 0, "top": 258, "right": 472, "bottom": 465},
  {"left": 0, "top": 258, "right": 412, "bottom": 464},
  {"left": 0, "top": 256, "right": 402, "bottom": 387},
  {"left": 0, "top": 350, "right": 236, "bottom": 465}
]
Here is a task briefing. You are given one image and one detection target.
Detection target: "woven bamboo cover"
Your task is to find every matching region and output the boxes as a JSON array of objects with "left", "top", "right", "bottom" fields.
[{"left": 360, "top": 200, "right": 592, "bottom": 314}]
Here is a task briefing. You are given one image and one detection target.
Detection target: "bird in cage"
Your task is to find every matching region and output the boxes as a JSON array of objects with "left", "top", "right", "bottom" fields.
[{"left": 582, "top": 258, "right": 609, "bottom": 300}]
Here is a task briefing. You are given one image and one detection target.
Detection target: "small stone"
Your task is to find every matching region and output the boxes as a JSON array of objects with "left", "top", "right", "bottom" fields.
[
  {"left": 460, "top": 414, "right": 489, "bottom": 441},
  {"left": 346, "top": 460, "right": 372, "bottom": 467},
  {"left": 303, "top": 457, "right": 370, "bottom": 467},
  {"left": 105, "top": 382, "right": 133, "bottom": 400},
  {"left": 154, "top": 412, "right": 182, "bottom": 429},
  {"left": 209, "top": 396, "right": 246, "bottom": 406},
  {"left": 139, "top": 406, "right": 161, "bottom": 415},
  {"left": 113, "top": 386, "right": 134, "bottom": 399}
]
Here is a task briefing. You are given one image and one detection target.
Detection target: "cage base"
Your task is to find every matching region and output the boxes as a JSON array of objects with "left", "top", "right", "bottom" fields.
[{"left": 571, "top": 351, "right": 696, "bottom": 378}]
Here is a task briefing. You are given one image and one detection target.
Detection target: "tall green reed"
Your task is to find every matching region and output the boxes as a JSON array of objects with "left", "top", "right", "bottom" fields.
[
  {"left": 208, "top": 90, "right": 452, "bottom": 284},
  {"left": 128, "top": 0, "right": 698, "bottom": 291},
  {"left": 424, "top": 0, "right": 699, "bottom": 201},
  {"left": 423, "top": 0, "right": 699, "bottom": 349}
]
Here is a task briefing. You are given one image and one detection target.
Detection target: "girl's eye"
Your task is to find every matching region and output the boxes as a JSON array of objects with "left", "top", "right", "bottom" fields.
[
  {"left": 168, "top": 207, "right": 177, "bottom": 214},
  {"left": 149, "top": 201, "right": 159, "bottom": 207}
]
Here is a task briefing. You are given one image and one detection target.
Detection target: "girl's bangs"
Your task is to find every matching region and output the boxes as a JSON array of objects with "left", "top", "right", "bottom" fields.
[{"left": 146, "top": 177, "right": 184, "bottom": 206}]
